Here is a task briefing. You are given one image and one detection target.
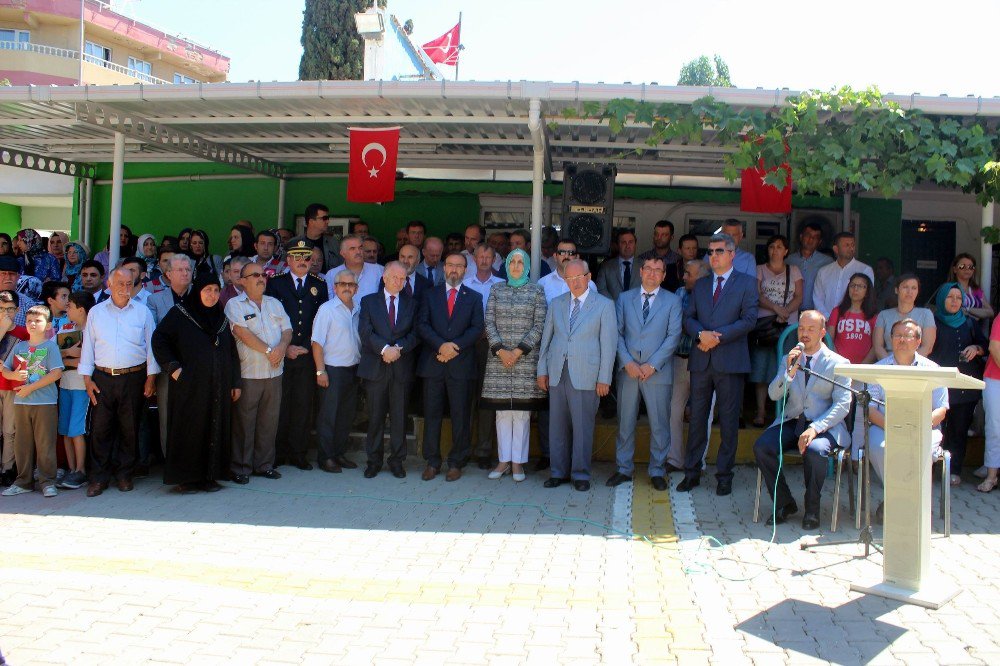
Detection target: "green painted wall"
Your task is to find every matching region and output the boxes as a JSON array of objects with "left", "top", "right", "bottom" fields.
[
  {"left": 0, "top": 202, "right": 21, "bottom": 236},
  {"left": 855, "top": 197, "right": 903, "bottom": 269}
]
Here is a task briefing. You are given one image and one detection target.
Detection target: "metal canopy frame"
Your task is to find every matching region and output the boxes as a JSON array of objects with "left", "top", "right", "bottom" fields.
[{"left": 0, "top": 146, "right": 95, "bottom": 179}]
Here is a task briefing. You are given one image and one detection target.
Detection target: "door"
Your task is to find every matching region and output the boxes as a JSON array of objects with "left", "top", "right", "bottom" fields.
[{"left": 900, "top": 219, "right": 955, "bottom": 298}]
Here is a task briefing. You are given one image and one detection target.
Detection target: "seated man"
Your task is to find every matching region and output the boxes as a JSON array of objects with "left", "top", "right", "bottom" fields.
[
  {"left": 865, "top": 318, "right": 949, "bottom": 522},
  {"left": 753, "top": 310, "right": 852, "bottom": 529}
]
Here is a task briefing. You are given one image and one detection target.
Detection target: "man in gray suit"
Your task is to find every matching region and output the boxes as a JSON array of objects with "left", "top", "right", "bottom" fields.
[
  {"left": 607, "top": 256, "right": 683, "bottom": 491},
  {"left": 537, "top": 260, "right": 618, "bottom": 491},
  {"left": 595, "top": 229, "right": 637, "bottom": 302},
  {"left": 753, "top": 310, "right": 852, "bottom": 530}
]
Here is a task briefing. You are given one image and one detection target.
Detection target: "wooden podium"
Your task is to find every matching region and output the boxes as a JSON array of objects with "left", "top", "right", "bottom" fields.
[{"left": 834, "top": 364, "right": 984, "bottom": 609}]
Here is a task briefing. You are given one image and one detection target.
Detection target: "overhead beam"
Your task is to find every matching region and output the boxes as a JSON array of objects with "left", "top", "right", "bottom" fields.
[
  {"left": 0, "top": 145, "right": 95, "bottom": 178},
  {"left": 74, "top": 102, "right": 285, "bottom": 178}
]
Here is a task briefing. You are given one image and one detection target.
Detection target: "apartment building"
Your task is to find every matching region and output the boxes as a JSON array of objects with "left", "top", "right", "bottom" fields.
[{"left": 0, "top": 0, "right": 228, "bottom": 86}]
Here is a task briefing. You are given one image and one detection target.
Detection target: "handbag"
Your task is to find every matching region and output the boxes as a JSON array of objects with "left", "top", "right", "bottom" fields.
[{"left": 751, "top": 265, "right": 791, "bottom": 348}]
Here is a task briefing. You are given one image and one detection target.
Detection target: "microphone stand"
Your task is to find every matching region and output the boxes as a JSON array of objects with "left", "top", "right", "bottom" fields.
[{"left": 789, "top": 362, "right": 885, "bottom": 557}]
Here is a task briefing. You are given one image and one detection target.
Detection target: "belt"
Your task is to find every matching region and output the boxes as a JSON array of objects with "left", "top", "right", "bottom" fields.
[{"left": 95, "top": 363, "right": 146, "bottom": 376}]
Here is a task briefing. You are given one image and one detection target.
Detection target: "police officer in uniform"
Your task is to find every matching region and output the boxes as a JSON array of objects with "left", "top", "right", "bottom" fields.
[{"left": 266, "top": 237, "right": 329, "bottom": 469}]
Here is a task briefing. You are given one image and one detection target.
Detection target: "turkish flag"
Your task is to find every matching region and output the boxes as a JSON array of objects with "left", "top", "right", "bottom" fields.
[
  {"left": 422, "top": 23, "right": 461, "bottom": 65},
  {"left": 347, "top": 127, "right": 400, "bottom": 203},
  {"left": 740, "top": 162, "right": 792, "bottom": 214}
]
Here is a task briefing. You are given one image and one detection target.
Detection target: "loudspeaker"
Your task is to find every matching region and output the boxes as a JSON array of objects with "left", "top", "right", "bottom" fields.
[{"left": 561, "top": 163, "right": 616, "bottom": 255}]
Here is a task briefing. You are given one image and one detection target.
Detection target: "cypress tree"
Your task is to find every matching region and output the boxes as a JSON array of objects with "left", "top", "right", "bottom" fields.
[{"left": 298, "top": 0, "right": 387, "bottom": 81}]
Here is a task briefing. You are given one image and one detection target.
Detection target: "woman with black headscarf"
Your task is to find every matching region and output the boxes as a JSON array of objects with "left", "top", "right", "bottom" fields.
[
  {"left": 14, "top": 229, "right": 61, "bottom": 282},
  {"left": 152, "top": 273, "right": 242, "bottom": 493}
]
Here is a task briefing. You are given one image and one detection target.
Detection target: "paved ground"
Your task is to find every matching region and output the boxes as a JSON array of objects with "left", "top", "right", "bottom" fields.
[{"left": 0, "top": 456, "right": 997, "bottom": 664}]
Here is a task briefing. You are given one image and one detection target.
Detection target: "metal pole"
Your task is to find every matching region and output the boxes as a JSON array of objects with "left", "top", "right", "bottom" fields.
[
  {"left": 843, "top": 190, "right": 852, "bottom": 233},
  {"left": 528, "top": 99, "right": 543, "bottom": 282},
  {"left": 983, "top": 202, "right": 995, "bottom": 305},
  {"left": 83, "top": 176, "right": 93, "bottom": 248},
  {"left": 108, "top": 132, "right": 125, "bottom": 269},
  {"left": 78, "top": 0, "right": 85, "bottom": 85},
  {"left": 277, "top": 177, "right": 287, "bottom": 231},
  {"left": 454, "top": 12, "right": 461, "bottom": 82}
]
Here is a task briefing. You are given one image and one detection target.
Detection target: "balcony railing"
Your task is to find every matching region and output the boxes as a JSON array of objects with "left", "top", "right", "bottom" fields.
[{"left": 0, "top": 40, "right": 171, "bottom": 84}]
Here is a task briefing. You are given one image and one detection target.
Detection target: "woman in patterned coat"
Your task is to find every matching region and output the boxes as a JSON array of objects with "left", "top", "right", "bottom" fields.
[{"left": 481, "top": 248, "right": 547, "bottom": 482}]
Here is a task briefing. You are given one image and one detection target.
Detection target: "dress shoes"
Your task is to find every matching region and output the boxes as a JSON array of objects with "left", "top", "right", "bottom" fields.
[
  {"left": 363, "top": 465, "right": 380, "bottom": 479},
  {"left": 675, "top": 477, "right": 701, "bottom": 492},
  {"left": 294, "top": 460, "right": 313, "bottom": 471},
  {"left": 801, "top": 513, "right": 821, "bottom": 530},
  {"left": 253, "top": 469, "right": 282, "bottom": 480},
  {"left": 86, "top": 481, "right": 109, "bottom": 498},
  {"left": 534, "top": 456, "right": 550, "bottom": 472},
  {"left": 716, "top": 480, "right": 733, "bottom": 496},
  {"left": 319, "top": 459, "right": 343, "bottom": 474},
  {"left": 650, "top": 476, "right": 668, "bottom": 492},
  {"left": 573, "top": 480, "right": 591, "bottom": 492},
  {"left": 171, "top": 483, "right": 198, "bottom": 495},
  {"left": 605, "top": 472, "right": 633, "bottom": 487},
  {"left": 765, "top": 501, "right": 799, "bottom": 526},
  {"left": 334, "top": 455, "right": 358, "bottom": 470},
  {"left": 389, "top": 463, "right": 406, "bottom": 479},
  {"left": 117, "top": 478, "right": 134, "bottom": 492},
  {"left": 543, "top": 477, "right": 569, "bottom": 488},
  {"left": 230, "top": 474, "right": 250, "bottom": 485},
  {"left": 421, "top": 466, "right": 439, "bottom": 481},
  {"left": 445, "top": 468, "right": 462, "bottom": 482}
]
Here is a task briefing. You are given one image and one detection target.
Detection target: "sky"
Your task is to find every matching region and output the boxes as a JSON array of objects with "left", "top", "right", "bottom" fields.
[{"left": 122, "top": 0, "right": 1000, "bottom": 97}]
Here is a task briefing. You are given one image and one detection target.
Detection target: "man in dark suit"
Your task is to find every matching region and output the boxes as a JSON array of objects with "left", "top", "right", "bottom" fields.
[
  {"left": 379, "top": 244, "right": 432, "bottom": 303},
  {"left": 677, "top": 232, "right": 758, "bottom": 496},
  {"left": 357, "top": 261, "right": 420, "bottom": 479},
  {"left": 416, "top": 253, "right": 485, "bottom": 482},
  {"left": 595, "top": 229, "right": 637, "bottom": 302},
  {"left": 265, "top": 237, "right": 329, "bottom": 470}
]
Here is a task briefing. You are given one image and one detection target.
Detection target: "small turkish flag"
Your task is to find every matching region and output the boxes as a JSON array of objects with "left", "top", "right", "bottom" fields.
[
  {"left": 740, "top": 162, "right": 792, "bottom": 214},
  {"left": 422, "top": 23, "right": 461, "bottom": 66},
  {"left": 347, "top": 127, "right": 400, "bottom": 203}
]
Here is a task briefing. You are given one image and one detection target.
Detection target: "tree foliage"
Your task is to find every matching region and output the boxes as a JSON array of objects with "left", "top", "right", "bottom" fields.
[
  {"left": 298, "top": 0, "right": 386, "bottom": 81},
  {"left": 564, "top": 86, "right": 1000, "bottom": 207},
  {"left": 677, "top": 55, "right": 733, "bottom": 87}
]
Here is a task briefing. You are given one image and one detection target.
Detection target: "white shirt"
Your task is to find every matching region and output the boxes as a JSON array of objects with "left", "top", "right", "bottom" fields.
[
  {"left": 537, "top": 271, "right": 597, "bottom": 304},
  {"left": 709, "top": 268, "right": 734, "bottom": 295},
  {"left": 311, "top": 298, "right": 361, "bottom": 368},
  {"left": 812, "top": 258, "right": 875, "bottom": 319},
  {"left": 640, "top": 286, "right": 661, "bottom": 305},
  {"left": 79, "top": 297, "right": 160, "bottom": 376},
  {"left": 326, "top": 262, "right": 383, "bottom": 301},
  {"left": 225, "top": 292, "right": 291, "bottom": 380},
  {"left": 463, "top": 272, "right": 505, "bottom": 310},
  {"left": 568, "top": 289, "right": 590, "bottom": 317}
]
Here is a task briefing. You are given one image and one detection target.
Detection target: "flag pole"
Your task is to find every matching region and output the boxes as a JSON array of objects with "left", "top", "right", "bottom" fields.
[{"left": 454, "top": 12, "right": 462, "bottom": 81}]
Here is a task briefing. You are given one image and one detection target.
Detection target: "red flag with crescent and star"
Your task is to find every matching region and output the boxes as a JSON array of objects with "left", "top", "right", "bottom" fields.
[
  {"left": 740, "top": 161, "right": 792, "bottom": 214},
  {"left": 347, "top": 127, "right": 400, "bottom": 203},
  {"left": 422, "top": 23, "right": 461, "bottom": 66}
]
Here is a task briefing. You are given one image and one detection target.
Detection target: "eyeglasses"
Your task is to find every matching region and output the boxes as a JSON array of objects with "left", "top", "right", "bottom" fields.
[
  {"left": 640, "top": 266, "right": 665, "bottom": 274},
  {"left": 0, "top": 306, "right": 17, "bottom": 314},
  {"left": 242, "top": 272, "right": 265, "bottom": 279},
  {"left": 849, "top": 283, "right": 868, "bottom": 289},
  {"left": 707, "top": 248, "right": 732, "bottom": 256},
  {"left": 313, "top": 215, "right": 331, "bottom": 222},
  {"left": 336, "top": 282, "right": 358, "bottom": 288},
  {"left": 955, "top": 264, "right": 975, "bottom": 271},
  {"left": 891, "top": 333, "right": 919, "bottom": 340},
  {"left": 565, "top": 274, "right": 590, "bottom": 282},
  {"left": 556, "top": 249, "right": 577, "bottom": 256}
]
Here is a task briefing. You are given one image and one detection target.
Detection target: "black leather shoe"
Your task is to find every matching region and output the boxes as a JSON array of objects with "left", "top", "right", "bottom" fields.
[
  {"left": 363, "top": 465, "right": 380, "bottom": 479},
  {"left": 573, "top": 480, "right": 591, "bottom": 492},
  {"left": 229, "top": 474, "right": 250, "bottom": 485},
  {"left": 765, "top": 501, "right": 799, "bottom": 526},
  {"left": 389, "top": 463, "right": 406, "bottom": 479},
  {"left": 201, "top": 480, "right": 223, "bottom": 493},
  {"left": 801, "top": 513, "right": 821, "bottom": 530},
  {"left": 650, "top": 476, "right": 668, "bottom": 491},
  {"left": 253, "top": 469, "right": 282, "bottom": 480},
  {"left": 294, "top": 460, "right": 313, "bottom": 471},
  {"left": 605, "top": 472, "right": 632, "bottom": 487},
  {"left": 534, "top": 456, "right": 550, "bottom": 472},
  {"left": 716, "top": 480, "right": 733, "bottom": 496},
  {"left": 333, "top": 455, "right": 358, "bottom": 470},
  {"left": 319, "top": 459, "right": 342, "bottom": 474},
  {"left": 543, "top": 477, "right": 569, "bottom": 488},
  {"left": 676, "top": 476, "right": 700, "bottom": 492}
]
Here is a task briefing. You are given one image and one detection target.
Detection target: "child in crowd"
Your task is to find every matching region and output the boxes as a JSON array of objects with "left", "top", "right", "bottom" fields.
[
  {"left": 57, "top": 291, "right": 95, "bottom": 490},
  {"left": 0, "top": 290, "right": 27, "bottom": 487},
  {"left": 42, "top": 281, "right": 72, "bottom": 334},
  {"left": 0, "top": 305, "right": 64, "bottom": 497}
]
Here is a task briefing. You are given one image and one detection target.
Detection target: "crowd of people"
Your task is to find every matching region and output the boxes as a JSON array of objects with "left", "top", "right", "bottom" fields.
[{"left": 0, "top": 209, "right": 997, "bottom": 530}]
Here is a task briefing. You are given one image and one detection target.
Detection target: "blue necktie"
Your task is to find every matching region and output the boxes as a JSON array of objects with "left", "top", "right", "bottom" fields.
[
  {"left": 569, "top": 298, "right": 580, "bottom": 331},
  {"left": 642, "top": 292, "right": 651, "bottom": 323}
]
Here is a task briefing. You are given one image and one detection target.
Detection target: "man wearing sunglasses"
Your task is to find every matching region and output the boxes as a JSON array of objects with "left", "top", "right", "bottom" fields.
[
  {"left": 302, "top": 203, "right": 343, "bottom": 273},
  {"left": 537, "top": 240, "right": 597, "bottom": 304}
]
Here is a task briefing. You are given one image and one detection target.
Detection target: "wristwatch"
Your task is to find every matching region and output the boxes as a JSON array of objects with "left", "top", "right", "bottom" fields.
[
  {"left": 316, "top": 370, "right": 327, "bottom": 376},
  {"left": 265, "top": 346, "right": 273, "bottom": 355}
]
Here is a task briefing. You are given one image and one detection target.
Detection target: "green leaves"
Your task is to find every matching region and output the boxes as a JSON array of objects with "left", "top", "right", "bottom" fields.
[{"left": 575, "top": 86, "right": 1000, "bottom": 203}]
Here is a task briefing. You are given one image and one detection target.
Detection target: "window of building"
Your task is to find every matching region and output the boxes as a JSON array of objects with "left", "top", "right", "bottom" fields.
[
  {"left": 173, "top": 73, "right": 198, "bottom": 84},
  {"left": 127, "top": 56, "right": 153, "bottom": 80},
  {"left": 0, "top": 29, "right": 30, "bottom": 48},
  {"left": 84, "top": 41, "right": 112, "bottom": 66}
]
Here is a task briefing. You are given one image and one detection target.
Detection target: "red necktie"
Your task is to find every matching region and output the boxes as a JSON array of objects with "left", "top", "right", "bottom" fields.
[
  {"left": 713, "top": 276, "right": 724, "bottom": 304},
  {"left": 447, "top": 288, "right": 457, "bottom": 317},
  {"left": 388, "top": 294, "right": 396, "bottom": 329},
  {"left": 404, "top": 279, "right": 413, "bottom": 297}
]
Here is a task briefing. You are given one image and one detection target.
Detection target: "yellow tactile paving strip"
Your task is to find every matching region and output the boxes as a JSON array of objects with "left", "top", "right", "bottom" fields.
[{"left": 630, "top": 478, "right": 710, "bottom": 662}]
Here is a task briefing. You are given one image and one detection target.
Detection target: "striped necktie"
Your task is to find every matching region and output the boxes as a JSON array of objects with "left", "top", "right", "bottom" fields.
[
  {"left": 642, "top": 292, "right": 652, "bottom": 323},
  {"left": 569, "top": 297, "right": 581, "bottom": 331}
]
